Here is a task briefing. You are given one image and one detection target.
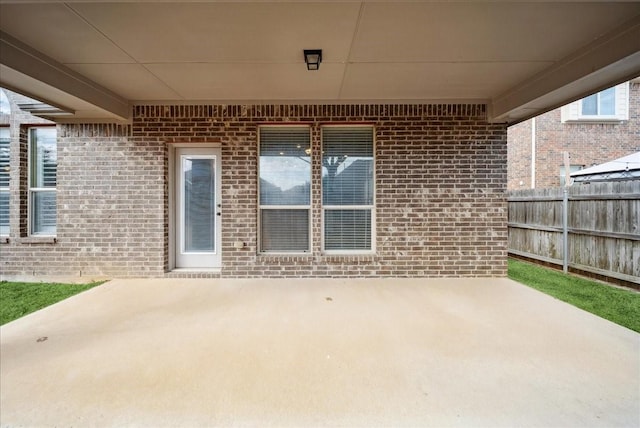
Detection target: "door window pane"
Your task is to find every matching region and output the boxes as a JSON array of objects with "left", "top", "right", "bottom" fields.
[{"left": 184, "top": 157, "right": 216, "bottom": 252}]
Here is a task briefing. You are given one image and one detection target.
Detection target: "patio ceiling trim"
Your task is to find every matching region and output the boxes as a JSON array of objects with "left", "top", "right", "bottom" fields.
[
  {"left": 0, "top": 30, "right": 130, "bottom": 120},
  {"left": 490, "top": 15, "right": 640, "bottom": 124}
]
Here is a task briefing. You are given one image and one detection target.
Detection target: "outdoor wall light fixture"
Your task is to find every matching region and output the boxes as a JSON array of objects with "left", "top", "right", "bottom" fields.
[{"left": 304, "top": 49, "right": 322, "bottom": 70}]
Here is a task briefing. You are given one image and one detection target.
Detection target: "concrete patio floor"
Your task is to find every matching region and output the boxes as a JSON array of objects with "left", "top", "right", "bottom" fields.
[{"left": 1, "top": 278, "right": 638, "bottom": 427}]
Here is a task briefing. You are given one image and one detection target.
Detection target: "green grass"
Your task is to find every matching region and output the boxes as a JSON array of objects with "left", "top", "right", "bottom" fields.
[
  {"left": 508, "top": 258, "right": 640, "bottom": 333},
  {"left": 0, "top": 281, "right": 105, "bottom": 325}
]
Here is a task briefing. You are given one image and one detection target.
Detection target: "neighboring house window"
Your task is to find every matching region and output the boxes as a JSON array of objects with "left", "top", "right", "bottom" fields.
[
  {"left": 29, "top": 127, "right": 57, "bottom": 235},
  {"left": 322, "top": 126, "right": 374, "bottom": 253},
  {"left": 0, "top": 127, "right": 9, "bottom": 235},
  {"left": 560, "top": 165, "right": 582, "bottom": 187},
  {"left": 259, "top": 127, "right": 311, "bottom": 253},
  {"left": 561, "top": 82, "right": 629, "bottom": 122},
  {"left": 0, "top": 90, "right": 10, "bottom": 115},
  {"left": 581, "top": 87, "right": 615, "bottom": 117}
]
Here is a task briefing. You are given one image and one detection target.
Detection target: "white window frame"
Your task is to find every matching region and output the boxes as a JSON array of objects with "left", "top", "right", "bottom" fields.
[
  {"left": 559, "top": 164, "right": 583, "bottom": 187},
  {"left": 561, "top": 82, "right": 629, "bottom": 123},
  {"left": 28, "top": 127, "right": 57, "bottom": 237},
  {"left": 0, "top": 127, "right": 9, "bottom": 236},
  {"left": 321, "top": 125, "right": 376, "bottom": 255},
  {"left": 0, "top": 90, "right": 10, "bottom": 115},
  {"left": 258, "top": 125, "right": 312, "bottom": 254}
]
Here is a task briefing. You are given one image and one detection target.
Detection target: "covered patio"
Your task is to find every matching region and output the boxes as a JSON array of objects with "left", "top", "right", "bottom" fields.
[{"left": 1, "top": 278, "right": 638, "bottom": 427}]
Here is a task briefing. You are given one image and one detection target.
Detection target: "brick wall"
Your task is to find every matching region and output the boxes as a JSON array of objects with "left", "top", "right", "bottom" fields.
[
  {"left": 507, "top": 119, "right": 532, "bottom": 189},
  {"left": 1, "top": 101, "right": 507, "bottom": 278},
  {"left": 508, "top": 82, "right": 640, "bottom": 189}
]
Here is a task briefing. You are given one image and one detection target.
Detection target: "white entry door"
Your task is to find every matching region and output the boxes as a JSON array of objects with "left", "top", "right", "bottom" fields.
[{"left": 175, "top": 147, "right": 221, "bottom": 268}]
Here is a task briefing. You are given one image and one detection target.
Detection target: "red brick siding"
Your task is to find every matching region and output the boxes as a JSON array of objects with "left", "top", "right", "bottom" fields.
[{"left": 1, "top": 101, "right": 507, "bottom": 278}]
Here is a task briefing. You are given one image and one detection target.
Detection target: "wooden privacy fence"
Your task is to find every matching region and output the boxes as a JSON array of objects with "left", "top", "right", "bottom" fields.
[{"left": 507, "top": 181, "right": 640, "bottom": 285}]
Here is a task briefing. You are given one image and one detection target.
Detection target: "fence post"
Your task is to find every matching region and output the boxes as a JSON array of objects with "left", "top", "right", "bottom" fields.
[{"left": 563, "top": 188, "right": 568, "bottom": 273}]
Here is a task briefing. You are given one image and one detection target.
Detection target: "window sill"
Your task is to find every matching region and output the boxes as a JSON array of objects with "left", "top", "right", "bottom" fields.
[
  {"left": 0, "top": 236, "right": 9, "bottom": 244},
  {"left": 258, "top": 254, "right": 314, "bottom": 262},
  {"left": 562, "top": 118, "right": 625, "bottom": 124},
  {"left": 323, "top": 253, "right": 378, "bottom": 263},
  {"left": 19, "top": 237, "right": 57, "bottom": 244}
]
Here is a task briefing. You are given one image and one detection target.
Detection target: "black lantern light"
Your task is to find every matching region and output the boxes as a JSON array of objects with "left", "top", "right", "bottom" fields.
[{"left": 303, "top": 49, "right": 322, "bottom": 71}]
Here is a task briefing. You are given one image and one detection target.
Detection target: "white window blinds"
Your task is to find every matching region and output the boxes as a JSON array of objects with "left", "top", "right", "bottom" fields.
[
  {"left": 260, "top": 209, "right": 310, "bottom": 252},
  {"left": 324, "top": 209, "right": 372, "bottom": 251},
  {"left": 322, "top": 127, "right": 374, "bottom": 252},
  {"left": 0, "top": 128, "right": 9, "bottom": 235},
  {"left": 259, "top": 127, "right": 311, "bottom": 253},
  {"left": 29, "top": 127, "right": 57, "bottom": 235}
]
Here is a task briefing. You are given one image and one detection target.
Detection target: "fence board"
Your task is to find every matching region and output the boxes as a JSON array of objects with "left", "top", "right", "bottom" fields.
[{"left": 507, "top": 181, "right": 640, "bottom": 285}]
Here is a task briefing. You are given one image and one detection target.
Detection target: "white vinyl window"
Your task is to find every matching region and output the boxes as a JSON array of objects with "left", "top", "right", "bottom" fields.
[
  {"left": 259, "top": 127, "right": 311, "bottom": 253},
  {"left": 29, "top": 127, "right": 57, "bottom": 236},
  {"left": 561, "top": 82, "right": 629, "bottom": 122},
  {"left": 322, "top": 126, "right": 374, "bottom": 253},
  {"left": 559, "top": 165, "right": 582, "bottom": 187},
  {"left": 581, "top": 88, "right": 615, "bottom": 117},
  {"left": 0, "top": 127, "right": 9, "bottom": 235},
  {"left": 0, "top": 90, "right": 10, "bottom": 115}
]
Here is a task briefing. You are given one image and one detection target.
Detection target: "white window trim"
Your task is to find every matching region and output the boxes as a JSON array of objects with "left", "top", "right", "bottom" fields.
[
  {"left": 28, "top": 127, "right": 56, "bottom": 237},
  {"left": 561, "top": 82, "right": 629, "bottom": 123},
  {"left": 0, "top": 190, "right": 8, "bottom": 236},
  {"left": 168, "top": 142, "right": 221, "bottom": 271},
  {"left": 258, "top": 125, "right": 312, "bottom": 255},
  {"left": 321, "top": 125, "right": 376, "bottom": 255},
  {"left": 559, "top": 164, "right": 583, "bottom": 187}
]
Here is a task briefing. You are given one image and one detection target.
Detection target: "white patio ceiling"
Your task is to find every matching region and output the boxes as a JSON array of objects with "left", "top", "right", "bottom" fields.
[{"left": 1, "top": 0, "right": 639, "bottom": 124}]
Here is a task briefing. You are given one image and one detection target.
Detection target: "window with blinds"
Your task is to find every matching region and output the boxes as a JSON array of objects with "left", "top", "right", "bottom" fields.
[
  {"left": 0, "top": 127, "right": 9, "bottom": 235},
  {"left": 322, "top": 127, "right": 374, "bottom": 252},
  {"left": 259, "top": 127, "right": 311, "bottom": 253},
  {"left": 29, "top": 127, "right": 57, "bottom": 235}
]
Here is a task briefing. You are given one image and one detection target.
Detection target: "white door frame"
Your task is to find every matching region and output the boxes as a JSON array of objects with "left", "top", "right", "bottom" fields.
[{"left": 168, "top": 143, "right": 222, "bottom": 270}]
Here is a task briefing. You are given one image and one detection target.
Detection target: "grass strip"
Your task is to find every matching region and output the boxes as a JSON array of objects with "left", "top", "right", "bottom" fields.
[
  {"left": 508, "top": 258, "right": 640, "bottom": 333},
  {"left": 0, "top": 281, "right": 104, "bottom": 326}
]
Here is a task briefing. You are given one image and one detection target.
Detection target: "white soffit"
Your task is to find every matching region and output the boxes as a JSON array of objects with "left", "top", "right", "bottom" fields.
[
  {"left": 0, "top": 0, "right": 639, "bottom": 123},
  {"left": 145, "top": 63, "right": 347, "bottom": 101},
  {"left": 67, "top": 2, "right": 362, "bottom": 64},
  {"left": 340, "top": 62, "right": 553, "bottom": 100}
]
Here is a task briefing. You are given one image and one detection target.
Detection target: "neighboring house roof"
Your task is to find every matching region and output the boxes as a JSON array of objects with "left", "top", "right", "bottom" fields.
[{"left": 571, "top": 152, "right": 640, "bottom": 183}]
